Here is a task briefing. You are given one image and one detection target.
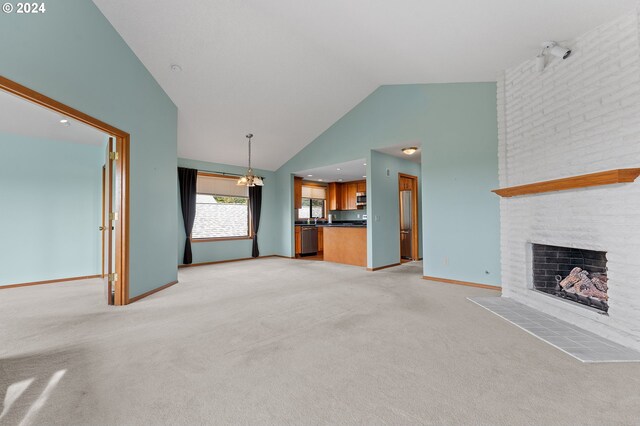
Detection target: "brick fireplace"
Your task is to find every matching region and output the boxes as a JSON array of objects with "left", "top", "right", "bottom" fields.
[{"left": 496, "top": 11, "right": 640, "bottom": 351}]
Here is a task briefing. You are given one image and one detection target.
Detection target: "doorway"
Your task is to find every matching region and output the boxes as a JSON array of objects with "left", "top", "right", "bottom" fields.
[
  {"left": 0, "top": 76, "right": 130, "bottom": 305},
  {"left": 398, "top": 173, "right": 419, "bottom": 262}
]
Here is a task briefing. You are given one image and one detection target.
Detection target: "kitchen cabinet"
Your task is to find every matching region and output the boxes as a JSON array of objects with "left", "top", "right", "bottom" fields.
[
  {"left": 318, "top": 227, "right": 323, "bottom": 252},
  {"left": 295, "top": 226, "right": 301, "bottom": 255},
  {"left": 294, "top": 176, "right": 303, "bottom": 209},
  {"left": 329, "top": 180, "right": 365, "bottom": 211},
  {"left": 327, "top": 182, "right": 342, "bottom": 210},
  {"left": 345, "top": 182, "right": 358, "bottom": 210}
]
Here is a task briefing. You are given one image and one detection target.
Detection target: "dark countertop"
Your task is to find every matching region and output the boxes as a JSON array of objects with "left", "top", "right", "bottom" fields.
[{"left": 295, "top": 220, "right": 366, "bottom": 228}]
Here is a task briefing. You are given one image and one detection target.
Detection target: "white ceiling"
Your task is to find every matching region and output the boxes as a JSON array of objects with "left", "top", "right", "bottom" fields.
[
  {"left": 0, "top": 89, "right": 108, "bottom": 146},
  {"left": 295, "top": 159, "right": 367, "bottom": 183},
  {"left": 93, "top": 0, "right": 637, "bottom": 170}
]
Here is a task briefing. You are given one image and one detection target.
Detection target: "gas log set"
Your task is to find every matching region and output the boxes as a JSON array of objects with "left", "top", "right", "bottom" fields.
[
  {"left": 555, "top": 267, "right": 609, "bottom": 312},
  {"left": 532, "top": 244, "right": 609, "bottom": 312}
]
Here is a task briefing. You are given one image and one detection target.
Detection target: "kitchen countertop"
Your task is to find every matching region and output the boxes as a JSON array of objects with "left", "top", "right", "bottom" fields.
[{"left": 295, "top": 221, "right": 366, "bottom": 228}]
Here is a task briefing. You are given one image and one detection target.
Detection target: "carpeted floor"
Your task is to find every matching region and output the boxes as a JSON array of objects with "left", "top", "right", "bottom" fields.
[{"left": 1, "top": 258, "right": 639, "bottom": 425}]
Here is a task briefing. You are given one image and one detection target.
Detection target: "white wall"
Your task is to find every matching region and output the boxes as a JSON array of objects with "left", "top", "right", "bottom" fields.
[{"left": 497, "top": 10, "right": 640, "bottom": 350}]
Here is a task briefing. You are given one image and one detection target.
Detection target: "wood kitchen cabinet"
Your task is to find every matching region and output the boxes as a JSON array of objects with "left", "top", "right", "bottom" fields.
[
  {"left": 327, "top": 182, "right": 342, "bottom": 210},
  {"left": 328, "top": 180, "right": 366, "bottom": 211},
  {"left": 345, "top": 182, "right": 357, "bottom": 210},
  {"left": 318, "top": 227, "right": 323, "bottom": 252},
  {"left": 294, "top": 176, "right": 303, "bottom": 209},
  {"left": 295, "top": 226, "right": 301, "bottom": 255}
]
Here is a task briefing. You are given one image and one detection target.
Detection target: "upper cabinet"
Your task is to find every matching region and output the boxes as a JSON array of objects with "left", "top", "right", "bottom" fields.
[
  {"left": 294, "top": 176, "right": 303, "bottom": 209},
  {"left": 356, "top": 181, "right": 366, "bottom": 192},
  {"left": 345, "top": 182, "right": 358, "bottom": 210},
  {"left": 327, "top": 182, "right": 342, "bottom": 210}
]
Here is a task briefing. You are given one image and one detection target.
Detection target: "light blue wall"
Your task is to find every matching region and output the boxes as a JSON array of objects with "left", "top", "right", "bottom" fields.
[
  {"left": 1, "top": 2, "right": 178, "bottom": 297},
  {"left": 275, "top": 85, "right": 429, "bottom": 259},
  {"left": 275, "top": 84, "right": 500, "bottom": 285},
  {"left": 420, "top": 83, "right": 500, "bottom": 286},
  {"left": 177, "top": 158, "right": 279, "bottom": 264},
  {"left": 368, "top": 151, "right": 422, "bottom": 268},
  {"left": 0, "top": 133, "right": 104, "bottom": 286}
]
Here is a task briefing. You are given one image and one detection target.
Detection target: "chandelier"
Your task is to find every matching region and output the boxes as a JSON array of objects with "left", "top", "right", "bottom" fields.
[{"left": 237, "top": 133, "right": 264, "bottom": 187}]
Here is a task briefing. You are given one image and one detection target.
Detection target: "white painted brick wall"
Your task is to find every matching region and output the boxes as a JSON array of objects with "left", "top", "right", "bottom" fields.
[{"left": 497, "top": 10, "right": 640, "bottom": 350}]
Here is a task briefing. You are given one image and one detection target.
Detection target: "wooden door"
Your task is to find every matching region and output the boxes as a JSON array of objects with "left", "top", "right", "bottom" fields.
[{"left": 103, "top": 138, "right": 115, "bottom": 304}]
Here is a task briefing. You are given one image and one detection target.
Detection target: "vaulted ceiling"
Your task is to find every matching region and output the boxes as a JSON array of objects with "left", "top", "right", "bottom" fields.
[{"left": 93, "top": 0, "right": 636, "bottom": 170}]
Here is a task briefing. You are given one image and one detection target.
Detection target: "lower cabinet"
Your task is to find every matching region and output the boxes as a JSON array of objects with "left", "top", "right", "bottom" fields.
[
  {"left": 295, "top": 226, "right": 301, "bottom": 255},
  {"left": 318, "top": 227, "right": 323, "bottom": 252}
]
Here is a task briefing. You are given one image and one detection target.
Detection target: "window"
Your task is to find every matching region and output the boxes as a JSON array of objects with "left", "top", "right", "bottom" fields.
[
  {"left": 297, "top": 185, "right": 326, "bottom": 219},
  {"left": 192, "top": 174, "right": 250, "bottom": 240}
]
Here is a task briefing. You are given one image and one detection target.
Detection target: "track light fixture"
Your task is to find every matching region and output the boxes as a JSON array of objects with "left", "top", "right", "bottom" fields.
[{"left": 537, "top": 41, "right": 572, "bottom": 72}]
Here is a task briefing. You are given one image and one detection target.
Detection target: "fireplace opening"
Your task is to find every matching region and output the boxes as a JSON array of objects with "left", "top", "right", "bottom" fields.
[{"left": 532, "top": 243, "right": 608, "bottom": 312}]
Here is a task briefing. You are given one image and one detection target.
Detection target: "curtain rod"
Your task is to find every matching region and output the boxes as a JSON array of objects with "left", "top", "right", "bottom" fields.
[{"left": 196, "top": 169, "right": 266, "bottom": 180}]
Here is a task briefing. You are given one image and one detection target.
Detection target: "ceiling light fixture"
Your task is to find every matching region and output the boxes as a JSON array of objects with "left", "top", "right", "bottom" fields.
[
  {"left": 336, "top": 168, "right": 341, "bottom": 171},
  {"left": 59, "top": 118, "right": 68, "bottom": 123},
  {"left": 402, "top": 147, "right": 418, "bottom": 155},
  {"left": 362, "top": 175, "right": 367, "bottom": 178},
  {"left": 237, "top": 133, "right": 264, "bottom": 187},
  {"left": 307, "top": 174, "right": 313, "bottom": 177},
  {"left": 318, "top": 179, "right": 323, "bottom": 182}
]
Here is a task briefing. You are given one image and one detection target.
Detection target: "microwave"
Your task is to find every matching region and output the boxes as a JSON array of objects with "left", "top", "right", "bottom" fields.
[{"left": 356, "top": 193, "right": 366, "bottom": 206}]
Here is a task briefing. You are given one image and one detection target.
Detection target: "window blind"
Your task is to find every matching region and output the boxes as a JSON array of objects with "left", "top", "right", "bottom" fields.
[
  {"left": 196, "top": 174, "right": 248, "bottom": 197},
  {"left": 302, "top": 185, "right": 326, "bottom": 199}
]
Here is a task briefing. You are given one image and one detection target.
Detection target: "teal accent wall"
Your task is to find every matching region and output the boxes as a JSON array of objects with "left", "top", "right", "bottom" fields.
[
  {"left": 0, "top": 133, "right": 104, "bottom": 286},
  {"left": 1, "top": 2, "right": 178, "bottom": 297},
  {"left": 275, "top": 84, "right": 500, "bottom": 285},
  {"left": 420, "top": 83, "right": 500, "bottom": 285},
  {"left": 368, "top": 151, "right": 422, "bottom": 268},
  {"left": 177, "top": 158, "right": 279, "bottom": 264}
]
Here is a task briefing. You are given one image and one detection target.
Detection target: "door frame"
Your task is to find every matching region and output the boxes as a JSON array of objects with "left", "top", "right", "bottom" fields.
[
  {"left": 398, "top": 173, "right": 419, "bottom": 261},
  {"left": 0, "top": 75, "right": 131, "bottom": 305}
]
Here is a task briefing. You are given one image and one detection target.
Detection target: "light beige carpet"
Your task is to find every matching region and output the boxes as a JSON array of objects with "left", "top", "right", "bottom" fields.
[{"left": 1, "top": 258, "right": 639, "bottom": 425}]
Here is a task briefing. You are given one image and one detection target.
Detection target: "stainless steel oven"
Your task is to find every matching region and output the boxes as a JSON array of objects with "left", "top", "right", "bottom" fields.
[{"left": 356, "top": 192, "right": 366, "bottom": 206}]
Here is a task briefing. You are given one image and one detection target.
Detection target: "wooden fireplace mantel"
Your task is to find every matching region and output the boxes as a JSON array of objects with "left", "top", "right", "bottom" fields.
[{"left": 492, "top": 168, "right": 640, "bottom": 198}]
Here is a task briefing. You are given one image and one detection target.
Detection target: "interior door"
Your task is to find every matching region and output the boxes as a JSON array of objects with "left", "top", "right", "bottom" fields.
[{"left": 102, "top": 138, "right": 115, "bottom": 304}]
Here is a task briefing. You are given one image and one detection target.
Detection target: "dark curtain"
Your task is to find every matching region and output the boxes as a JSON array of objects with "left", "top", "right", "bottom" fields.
[
  {"left": 178, "top": 167, "right": 198, "bottom": 264},
  {"left": 249, "top": 185, "right": 263, "bottom": 258}
]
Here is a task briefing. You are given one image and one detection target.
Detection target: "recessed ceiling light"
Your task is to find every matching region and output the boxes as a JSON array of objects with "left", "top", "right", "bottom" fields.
[
  {"left": 338, "top": 179, "right": 343, "bottom": 182},
  {"left": 170, "top": 64, "right": 182, "bottom": 72},
  {"left": 362, "top": 175, "right": 367, "bottom": 178},
  {"left": 307, "top": 174, "right": 313, "bottom": 177},
  {"left": 363, "top": 163, "right": 367, "bottom": 166},
  {"left": 336, "top": 168, "right": 341, "bottom": 171},
  {"left": 59, "top": 118, "right": 68, "bottom": 124},
  {"left": 402, "top": 147, "right": 418, "bottom": 155},
  {"left": 318, "top": 179, "right": 323, "bottom": 181}
]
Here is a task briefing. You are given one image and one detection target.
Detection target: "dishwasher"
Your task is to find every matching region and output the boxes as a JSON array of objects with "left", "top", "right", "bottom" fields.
[{"left": 300, "top": 226, "right": 318, "bottom": 255}]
